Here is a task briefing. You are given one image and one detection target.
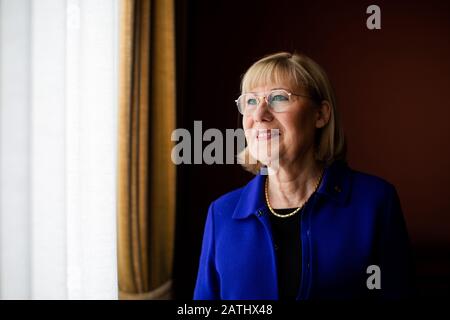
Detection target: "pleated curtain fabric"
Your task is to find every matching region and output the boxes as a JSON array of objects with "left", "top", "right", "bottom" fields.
[{"left": 117, "top": 0, "right": 176, "bottom": 299}]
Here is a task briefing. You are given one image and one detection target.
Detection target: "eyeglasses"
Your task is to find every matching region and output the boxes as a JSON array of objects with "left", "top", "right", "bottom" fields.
[{"left": 235, "top": 89, "right": 311, "bottom": 115}]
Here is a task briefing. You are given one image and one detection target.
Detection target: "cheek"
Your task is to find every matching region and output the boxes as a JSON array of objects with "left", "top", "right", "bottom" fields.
[
  {"left": 242, "top": 115, "right": 252, "bottom": 130},
  {"left": 242, "top": 116, "right": 253, "bottom": 143},
  {"left": 282, "top": 112, "right": 315, "bottom": 145}
]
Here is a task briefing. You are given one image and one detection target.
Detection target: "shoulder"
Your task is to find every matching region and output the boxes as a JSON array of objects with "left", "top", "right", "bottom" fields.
[
  {"left": 324, "top": 160, "right": 398, "bottom": 204},
  {"left": 209, "top": 185, "right": 246, "bottom": 216},
  {"left": 349, "top": 166, "right": 399, "bottom": 206},
  {"left": 352, "top": 168, "right": 395, "bottom": 192},
  {"left": 207, "top": 173, "right": 262, "bottom": 220},
  {"left": 327, "top": 162, "right": 404, "bottom": 229},
  {"left": 351, "top": 169, "right": 395, "bottom": 191}
]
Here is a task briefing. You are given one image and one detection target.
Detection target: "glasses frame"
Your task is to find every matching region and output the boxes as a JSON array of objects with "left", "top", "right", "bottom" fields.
[{"left": 235, "top": 89, "right": 312, "bottom": 115}]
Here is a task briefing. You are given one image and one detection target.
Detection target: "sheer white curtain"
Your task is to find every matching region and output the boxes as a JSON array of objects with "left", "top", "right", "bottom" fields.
[{"left": 0, "top": 0, "right": 119, "bottom": 299}]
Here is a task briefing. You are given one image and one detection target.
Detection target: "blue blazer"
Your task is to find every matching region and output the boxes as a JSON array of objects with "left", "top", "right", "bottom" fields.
[{"left": 193, "top": 161, "right": 414, "bottom": 300}]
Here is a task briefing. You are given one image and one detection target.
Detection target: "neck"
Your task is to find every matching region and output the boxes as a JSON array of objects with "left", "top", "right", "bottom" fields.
[{"left": 266, "top": 151, "right": 323, "bottom": 209}]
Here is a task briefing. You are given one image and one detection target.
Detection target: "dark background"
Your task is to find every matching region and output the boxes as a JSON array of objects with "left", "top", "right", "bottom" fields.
[{"left": 173, "top": 0, "right": 450, "bottom": 299}]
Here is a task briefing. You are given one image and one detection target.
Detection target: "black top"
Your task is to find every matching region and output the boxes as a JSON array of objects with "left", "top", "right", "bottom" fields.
[{"left": 268, "top": 207, "right": 302, "bottom": 300}]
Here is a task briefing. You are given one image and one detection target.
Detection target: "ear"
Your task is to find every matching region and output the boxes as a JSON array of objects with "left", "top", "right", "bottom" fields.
[{"left": 315, "top": 100, "right": 331, "bottom": 129}]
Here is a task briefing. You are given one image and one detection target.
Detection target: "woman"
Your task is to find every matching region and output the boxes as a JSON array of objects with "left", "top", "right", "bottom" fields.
[{"left": 193, "top": 52, "right": 414, "bottom": 300}]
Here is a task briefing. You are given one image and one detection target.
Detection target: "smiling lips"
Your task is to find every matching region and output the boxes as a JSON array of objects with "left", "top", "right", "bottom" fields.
[{"left": 256, "top": 129, "right": 280, "bottom": 141}]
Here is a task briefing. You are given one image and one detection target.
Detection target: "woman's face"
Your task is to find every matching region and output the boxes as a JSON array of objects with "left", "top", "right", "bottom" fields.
[{"left": 242, "top": 82, "right": 320, "bottom": 167}]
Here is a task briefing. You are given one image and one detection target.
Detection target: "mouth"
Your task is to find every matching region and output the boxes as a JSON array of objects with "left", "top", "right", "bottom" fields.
[{"left": 256, "top": 129, "right": 280, "bottom": 141}]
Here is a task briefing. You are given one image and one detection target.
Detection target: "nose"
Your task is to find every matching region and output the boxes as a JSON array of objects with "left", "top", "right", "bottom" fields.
[{"left": 252, "top": 96, "right": 273, "bottom": 123}]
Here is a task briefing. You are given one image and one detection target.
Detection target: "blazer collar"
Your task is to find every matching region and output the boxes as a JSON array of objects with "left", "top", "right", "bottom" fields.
[
  {"left": 232, "top": 173, "right": 266, "bottom": 220},
  {"left": 232, "top": 160, "right": 352, "bottom": 220}
]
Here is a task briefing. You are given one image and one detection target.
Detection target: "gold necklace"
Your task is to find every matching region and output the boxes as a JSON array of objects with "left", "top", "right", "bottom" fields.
[{"left": 265, "top": 169, "right": 324, "bottom": 218}]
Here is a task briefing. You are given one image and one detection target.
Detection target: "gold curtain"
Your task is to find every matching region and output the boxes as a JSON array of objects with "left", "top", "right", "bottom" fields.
[{"left": 117, "top": 0, "right": 176, "bottom": 299}]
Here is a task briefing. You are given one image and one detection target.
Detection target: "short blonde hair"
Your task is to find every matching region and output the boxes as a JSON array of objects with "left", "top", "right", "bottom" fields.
[{"left": 238, "top": 52, "right": 346, "bottom": 174}]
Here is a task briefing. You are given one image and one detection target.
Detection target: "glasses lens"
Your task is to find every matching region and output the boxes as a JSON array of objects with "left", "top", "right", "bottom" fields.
[
  {"left": 267, "top": 90, "right": 290, "bottom": 111},
  {"left": 237, "top": 93, "right": 258, "bottom": 115}
]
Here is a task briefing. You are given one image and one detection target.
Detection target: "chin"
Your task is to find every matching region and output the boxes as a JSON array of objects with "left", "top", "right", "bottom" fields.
[{"left": 248, "top": 141, "right": 281, "bottom": 167}]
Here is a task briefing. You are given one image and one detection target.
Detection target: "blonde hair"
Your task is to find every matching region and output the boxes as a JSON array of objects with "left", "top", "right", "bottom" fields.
[{"left": 238, "top": 52, "right": 346, "bottom": 174}]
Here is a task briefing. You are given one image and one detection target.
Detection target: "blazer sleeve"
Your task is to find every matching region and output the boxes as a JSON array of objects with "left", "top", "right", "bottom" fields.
[
  {"left": 193, "top": 202, "right": 220, "bottom": 300},
  {"left": 378, "top": 184, "right": 415, "bottom": 299}
]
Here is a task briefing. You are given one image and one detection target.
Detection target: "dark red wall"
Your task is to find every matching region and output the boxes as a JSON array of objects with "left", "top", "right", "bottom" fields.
[{"left": 173, "top": 0, "right": 450, "bottom": 298}]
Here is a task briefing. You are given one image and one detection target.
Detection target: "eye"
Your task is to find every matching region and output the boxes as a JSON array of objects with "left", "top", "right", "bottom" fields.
[
  {"left": 270, "top": 94, "right": 289, "bottom": 102},
  {"left": 246, "top": 97, "right": 258, "bottom": 105}
]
